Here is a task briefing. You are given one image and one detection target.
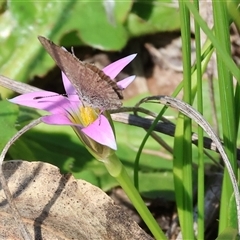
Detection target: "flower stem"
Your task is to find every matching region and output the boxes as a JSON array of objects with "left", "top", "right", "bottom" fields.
[{"left": 105, "top": 153, "right": 167, "bottom": 240}]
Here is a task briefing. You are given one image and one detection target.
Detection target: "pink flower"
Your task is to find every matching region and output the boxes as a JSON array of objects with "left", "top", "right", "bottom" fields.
[{"left": 9, "top": 54, "right": 136, "bottom": 158}]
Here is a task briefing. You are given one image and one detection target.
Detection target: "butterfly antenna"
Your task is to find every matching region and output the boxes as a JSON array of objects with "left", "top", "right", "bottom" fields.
[
  {"left": 33, "top": 94, "right": 66, "bottom": 100},
  {"left": 71, "top": 46, "right": 76, "bottom": 57}
]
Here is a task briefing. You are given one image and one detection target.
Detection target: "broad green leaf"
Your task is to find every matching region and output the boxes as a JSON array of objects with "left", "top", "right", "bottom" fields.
[
  {"left": 61, "top": 2, "right": 129, "bottom": 50},
  {"left": 138, "top": 171, "right": 174, "bottom": 200},
  {"left": 126, "top": 0, "right": 180, "bottom": 36},
  {"left": 0, "top": 1, "right": 132, "bottom": 97},
  {"left": 0, "top": 100, "right": 19, "bottom": 152}
]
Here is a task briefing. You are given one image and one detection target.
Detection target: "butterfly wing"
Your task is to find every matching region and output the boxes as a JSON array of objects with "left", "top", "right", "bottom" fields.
[{"left": 38, "top": 36, "right": 123, "bottom": 110}]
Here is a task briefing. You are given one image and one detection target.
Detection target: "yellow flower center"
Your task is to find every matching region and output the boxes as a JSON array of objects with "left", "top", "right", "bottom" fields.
[
  {"left": 80, "top": 106, "right": 99, "bottom": 127},
  {"left": 68, "top": 105, "right": 99, "bottom": 127}
]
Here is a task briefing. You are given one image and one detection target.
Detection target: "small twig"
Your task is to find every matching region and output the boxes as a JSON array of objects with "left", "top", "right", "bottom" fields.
[
  {"left": 149, "top": 131, "right": 173, "bottom": 154},
  {"left": 111, "top": 112, "right": 239, "bottom": 163},
  {"left": 112, "top": 107, "right": 175, "bottom": 154},
  {"left": 0, "top": 75, "right": 40, "bottom": 95},
  {"left": 111, "top": 106, "right": 173, "bottom": 124},
  {"left": 130, "top": 145, "right": 172, "bottom": 160},
  {"left": 0, "top": 118, "right": 42, "bottom": 240},
  {"left": 207, "top": 56, "right": 220, "bottom": 136}
]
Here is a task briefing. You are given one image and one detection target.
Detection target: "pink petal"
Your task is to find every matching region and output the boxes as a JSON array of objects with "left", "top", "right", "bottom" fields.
[
  {"left": 102, "top": 54, "right": 137, "bottom": 79},
  {"left": 61, "top": 72, "right": 79, "bottom": 101},
  {"left": 82, "top": 115, "right": 117, "bottom": 150},
  {"left": 117, "top": 75, "right": 136, "bottom": 89},
  {"left": 43, "top": 114, "right": 117, "bottom": 149},
  {"left": 9, "top": 91, "right": 70, "bottom": 114},
  {"left": 42, "top": 114, "right": 75, "bottom": 125}
]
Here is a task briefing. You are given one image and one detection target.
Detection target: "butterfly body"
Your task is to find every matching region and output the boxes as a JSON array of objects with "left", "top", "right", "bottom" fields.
[{"left": 38, "top": 36, "right": 123, "bottom": 110}]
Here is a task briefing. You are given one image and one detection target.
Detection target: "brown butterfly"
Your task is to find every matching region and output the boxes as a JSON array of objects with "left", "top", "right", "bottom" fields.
[{"left": 38, "top": 36, "right": 123, "bottom": 110}]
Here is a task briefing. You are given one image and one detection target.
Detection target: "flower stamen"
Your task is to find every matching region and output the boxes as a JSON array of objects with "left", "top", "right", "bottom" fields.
[{"left": 67, "top": 106, "right": 99, "bottom": 127}]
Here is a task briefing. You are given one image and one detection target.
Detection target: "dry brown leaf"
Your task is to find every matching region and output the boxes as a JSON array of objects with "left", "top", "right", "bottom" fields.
[{"left": 0, "top": 161, "right": 152, "bottom": 240}]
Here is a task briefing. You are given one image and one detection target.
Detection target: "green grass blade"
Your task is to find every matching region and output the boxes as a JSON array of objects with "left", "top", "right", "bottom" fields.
[
  {"left": 193, "top": 0, "right": 205, "bottom": 238},
  {"left": 174, "top": 1, "right": 194, "bottom": 238},
  {"left": 212, "top": 1, "right": 238, "bottom": 232}
]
